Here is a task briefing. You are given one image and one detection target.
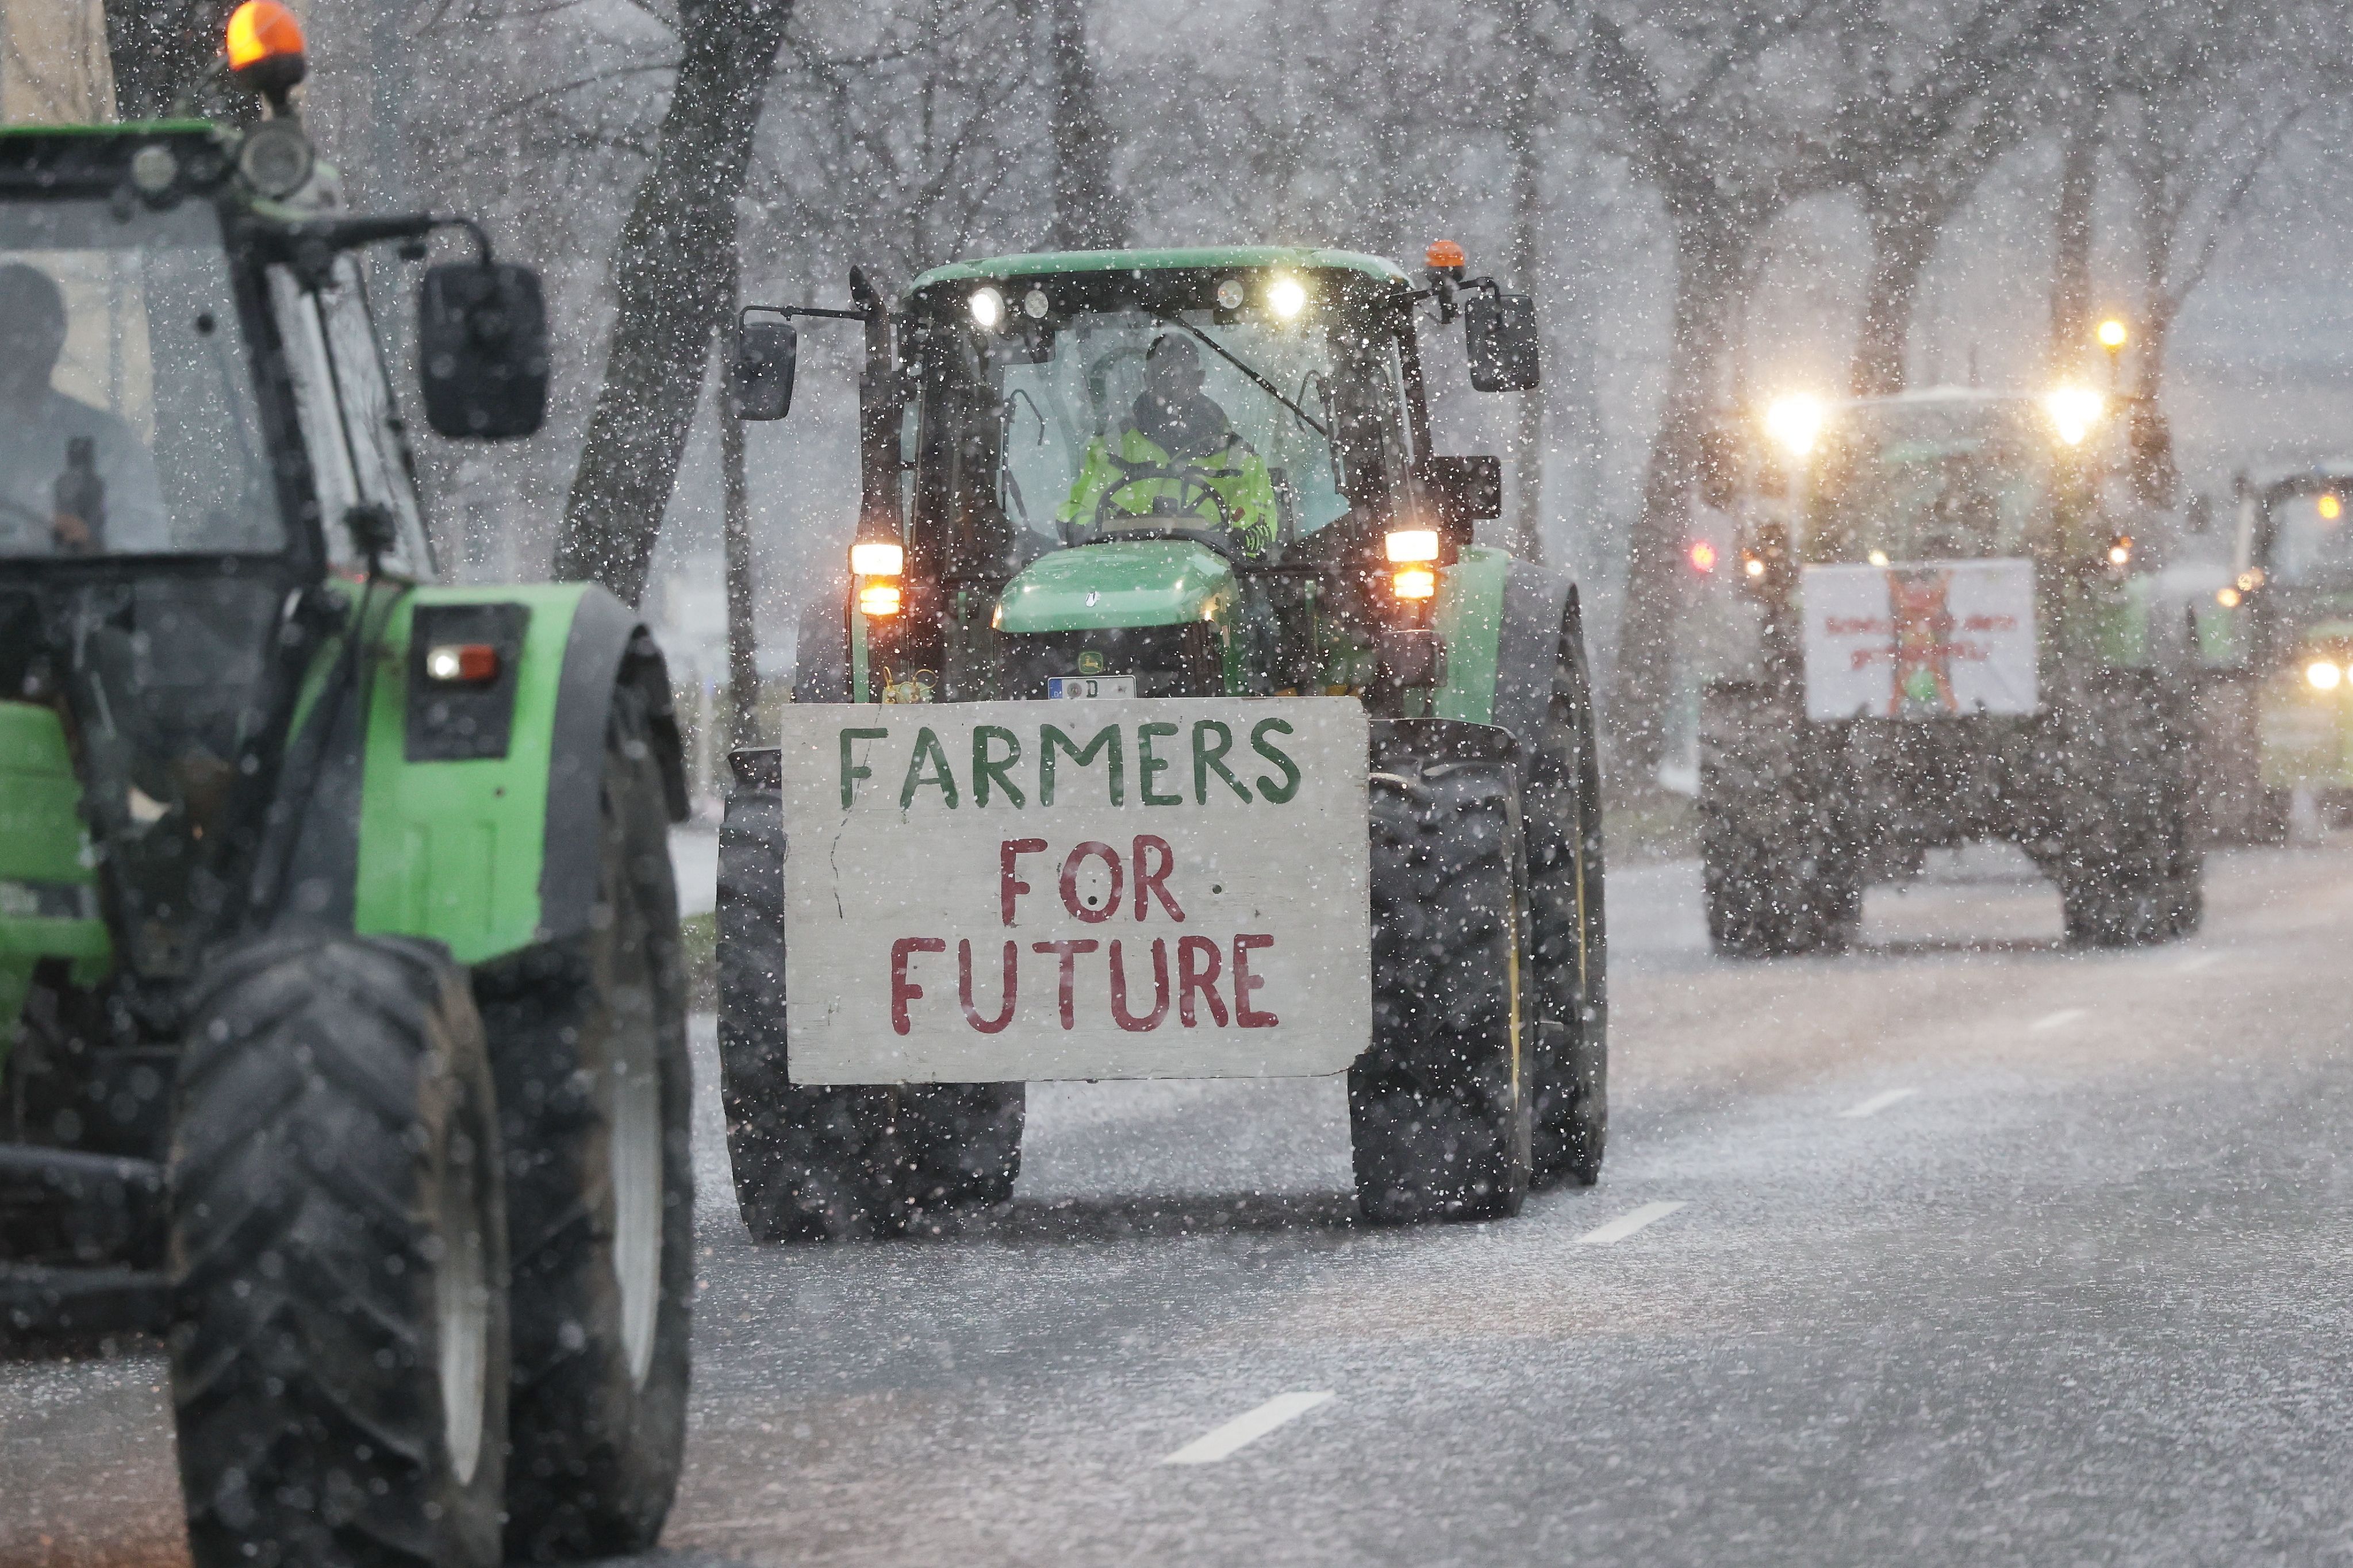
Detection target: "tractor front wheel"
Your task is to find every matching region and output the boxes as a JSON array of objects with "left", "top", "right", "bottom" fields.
[
  {"left": 476, "top": 673, "right": 694, "bottom": 1560},
  {"left": 716, "top": 775, "right": 1023, "bottom": 1242},
  {"left": 168, "top": 932, "right": 508, "bottom": 1568},
  {"left": 1350, "top": 754, "right": 1531, "bottom": 1224}
]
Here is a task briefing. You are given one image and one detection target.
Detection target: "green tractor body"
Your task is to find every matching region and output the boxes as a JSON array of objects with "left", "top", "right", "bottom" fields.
[
  {"left": 720, "top": 245, "right": 1609, "bottom": 1231},
  {"left": 2195, "top": 464, "right": 2353, "bottom": 839},
  {"left": 1698, "top": 388, "right": 2202, "bottom": 952},
  {"left": 1, "top": 113, "right": 694, "bottom": 1566}
]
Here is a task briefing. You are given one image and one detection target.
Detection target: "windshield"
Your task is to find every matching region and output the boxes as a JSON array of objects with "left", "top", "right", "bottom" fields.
[
  {"left": 1809, "top": 399, "right": 2054, "bottom": 563},
  {"left": 917, "top": 270, "right": 1414, "bottom": 571},
  {"left": 2260, "top": 490, "right": 2353, "bottom": 587},
  {"left": 0, "top": 197, "right": 277, "bottom": 556}
]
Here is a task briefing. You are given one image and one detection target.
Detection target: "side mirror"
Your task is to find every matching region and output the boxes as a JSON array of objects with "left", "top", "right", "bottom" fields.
[
  {"left": 1422, "top": 455, "right": 1503, "bottom": 545},
  {"left": 1466, "top": 291, "right": 1540, "bottom": 393},
  {"left": 419, "top": 262, "right": 548, "bottom": 440},
  {"left": 730, "top": 320, "right": 799, "bottom": 422}
]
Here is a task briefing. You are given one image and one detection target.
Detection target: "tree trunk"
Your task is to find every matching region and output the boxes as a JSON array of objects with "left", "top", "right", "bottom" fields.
[
  {"left": 1045, "top": 0, "right": 1128, "bottom": 251},
  {"left": 102, "top": 0, "right": 237, "bottom": 121},
  {"left": 1848, "top": 190, "right": 1945, "bottom": 398},
  {"left": 1609, "top": 204, "right": 1751, "bottom": 780},
  {"left": 552, "top": 0, "right": 796, "bottom": 605},
  {"left": 2048, "top": 95, "right": 2102, "bottom": 374},
  {"left": 720, "top": 258, "right": 760, "bottom": 749},
  {"left": 1502, "top": 0, "right": 1545, "bottom": 563}
]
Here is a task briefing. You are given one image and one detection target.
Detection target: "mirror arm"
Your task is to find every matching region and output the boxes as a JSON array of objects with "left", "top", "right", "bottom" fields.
[{"left": 280, "top": 212, "right": 496, "bottom": 287}]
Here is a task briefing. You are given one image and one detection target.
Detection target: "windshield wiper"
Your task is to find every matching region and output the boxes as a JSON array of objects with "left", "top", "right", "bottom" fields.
[{"left": 1147, "top": 309, "right": 1331, "bottom": 441}]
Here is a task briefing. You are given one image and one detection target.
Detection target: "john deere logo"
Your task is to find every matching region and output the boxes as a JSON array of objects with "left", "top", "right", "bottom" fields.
[{"left": 1077, "top": 650, "right": 1106, "bottom": 675}]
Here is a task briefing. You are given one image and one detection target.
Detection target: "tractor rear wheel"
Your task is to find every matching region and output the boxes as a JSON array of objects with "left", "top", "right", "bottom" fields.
[
  {"left": 1350, "top": 754, "right": 1531, "bottom": 1225},
  {"left": 1699, "top": 683, "right": 1860, "bottom": 957},
  {"left": 169, "top": 932, "right": 508, "bottom": 1568},
  {"left": 2054, "top": 673, "right": 2203, "bottom": 948},
  {"left": 476, "top": 675, "right": 693, "bottom": 1560},
  {"left": 716, "top": 783, "right": 1023, "bottom": 1242},
  {"left": 1525, "top": 640, "right": 1607, "bottom": 1188}
]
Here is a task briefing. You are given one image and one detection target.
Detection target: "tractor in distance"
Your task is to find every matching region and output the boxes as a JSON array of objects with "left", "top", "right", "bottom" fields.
[
  {"left": 1695, "top": 381, "right": 2201, "bottom": 955},
  {"left": 715, "top": 243, "right": 1608, "bottom": 1234},
  {"left": 2195, "top": 463, "right": 2353, "bottom": 840},
  {"left": 0, "top": 6, "right": 695, "bottom": 1566}
]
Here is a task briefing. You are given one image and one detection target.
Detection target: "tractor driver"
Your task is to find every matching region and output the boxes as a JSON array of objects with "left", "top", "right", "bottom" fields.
[
  {"left": 1060, "top": 333, "right": 1279, "bottom": 554},
  {"left": 0, "top": 262, "right": 168, "bottom": 555}
]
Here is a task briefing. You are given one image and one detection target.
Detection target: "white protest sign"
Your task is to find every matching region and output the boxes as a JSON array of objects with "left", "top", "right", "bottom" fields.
[
  {"left": 1803, "top": 558, "right": 2038, "bottom": 720},
  {"left": 774, "top": 698, "right": 1372, "bottom": 1084}
]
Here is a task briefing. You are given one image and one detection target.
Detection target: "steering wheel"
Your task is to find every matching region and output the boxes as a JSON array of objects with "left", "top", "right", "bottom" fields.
[{"left": 1088, "top": 460, "right": 1246, "bottom": 540}]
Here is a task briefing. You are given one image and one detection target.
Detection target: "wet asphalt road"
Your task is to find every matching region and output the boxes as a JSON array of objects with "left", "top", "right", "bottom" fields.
[{"left": 9, "top": 836, "right": 2353, "bottom": 1567}]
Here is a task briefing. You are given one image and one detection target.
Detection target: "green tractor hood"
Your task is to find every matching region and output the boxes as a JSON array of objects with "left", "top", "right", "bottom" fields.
[{"left": 995, "top": 540, "right": 1234, "bottom": 633}]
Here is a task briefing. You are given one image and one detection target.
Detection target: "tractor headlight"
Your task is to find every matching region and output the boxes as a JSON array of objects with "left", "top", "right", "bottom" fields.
[
  {"left": 1384, "top": 528, "right": 1440, "bottom": 563},
  {"left": 1267, "top": 275, "right": 1308, "bottom": 320},
  {"left": 1764, "top": 393, "right": 1825, "bottom": 459},
  {"left": 969, "top": 286, "right": 1005, "bottom": 330},
  {"left": 850, "top": 540, "right": 904, "bottom": 577},
  {"left": 2306, "top": 659, "right": 2342, "bottom": 691},
  {"left": 2044, "top": 385, "right": 2104, "bottom": 447}
]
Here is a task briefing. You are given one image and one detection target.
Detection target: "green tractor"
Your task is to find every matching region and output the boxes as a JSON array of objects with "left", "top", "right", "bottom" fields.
[
  {"left": 0, "top": 16, "right": 693, "bottom": 1568},
  {"left": 717, "top": 244, "right": 1607, "bottom": 1231},
  {"left": 2196, "top": 463, "right": 2353, "bottom": 840},
  {"left": 1698, "top": 387, "right": 2201, "bottom": 954}
]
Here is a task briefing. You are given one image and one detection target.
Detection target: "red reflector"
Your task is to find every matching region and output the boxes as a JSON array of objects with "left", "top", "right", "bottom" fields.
[{"left": 424, "top": 643, "right": 500, "bottom": 683}]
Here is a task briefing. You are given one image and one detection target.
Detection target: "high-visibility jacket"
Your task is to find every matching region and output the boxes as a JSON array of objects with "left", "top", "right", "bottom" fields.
[{"left": 1058, "top": 426, "right": 1279, "bottom": 555}]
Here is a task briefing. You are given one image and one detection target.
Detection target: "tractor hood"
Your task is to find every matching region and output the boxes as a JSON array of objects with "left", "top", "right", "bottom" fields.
[{"left": 995, "top": 541, "right": 1233, "bottom": 633}]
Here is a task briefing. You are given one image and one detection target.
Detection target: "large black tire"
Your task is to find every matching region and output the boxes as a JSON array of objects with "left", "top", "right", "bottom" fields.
[
  {"left": 169, "top": 932, "right": 508, "bottom": 1568},
  {"left": 1525, "top": 637, "right": 1607, "bottom": 1188},
  {"left": 716, "top": 773, "right": 1023, "bottom": 1243},
  {"left": 474, "top": 675, "right": 693, "bottom": 1560},
  {"left": 1350, "top": 755, "right": 1531, "bottom": 1225},
  {"left": 2053, "top": 672, "right": 2204, "bottom": 947},
  {"left": 1699, "top": 682, "right": 1860, "bottom": 958}
]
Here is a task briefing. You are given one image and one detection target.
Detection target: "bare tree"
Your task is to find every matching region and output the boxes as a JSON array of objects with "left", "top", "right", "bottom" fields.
[
  {"left": 101, "top": 0, "right": 237, "bottom": 121},
  {"left": 1042, "top": 0, "right": 1127, "bottom": 249},
  {"left": 1585, "top": 4, "right": 1836, "bottom": 778},
  {"left": 554, "top": 0, "right": 797, "bottom": 606},
  {"left": 2109, "top": 0, "right": 2333, "bottom": 402},
  {"left": 1830, "top": 0, "right": 2078, "bottom": 395}
]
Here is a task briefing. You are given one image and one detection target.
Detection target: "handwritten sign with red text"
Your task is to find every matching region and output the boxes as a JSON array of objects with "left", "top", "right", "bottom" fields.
[
  {"left": 1803, "top": 558, "right": 2037, "bottom": 720},
  {"left": 774, "top": 699, "right": 1372, "bottom": 1083}
]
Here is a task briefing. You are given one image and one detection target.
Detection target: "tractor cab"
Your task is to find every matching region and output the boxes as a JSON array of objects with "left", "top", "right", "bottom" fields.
[
  {"left": 733, "top": 245, "right": 1538, "bottom": 705},
  {"left": 0, "top": 123, "right": 544, "bottom": 993}
]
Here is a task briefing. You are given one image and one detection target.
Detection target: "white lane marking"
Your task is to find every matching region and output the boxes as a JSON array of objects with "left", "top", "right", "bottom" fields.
[
  {"left": 1162, "top": 1392, "right": 1334, "bottom": 1465},
  {"left": 1838, "top": 1088, "right": 1917, "bottom": 1119},
  {"left": 2178, "top": 951, "right": 2223, "bottom": 974},
  {"left": 1574, "top": 1200, "right": 1687, "bottom": 1246},
  {"left": 2029, "top": 1008, "right": 2087, "bottom": 1033}
]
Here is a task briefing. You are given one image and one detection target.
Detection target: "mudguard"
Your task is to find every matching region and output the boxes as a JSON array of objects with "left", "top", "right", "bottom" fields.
[
  {"left": 1431, "top": 545, "right": 1582, "bottom": 754},
  {"left": 280, "top": 581, "right": 686, "bottom": 966}
]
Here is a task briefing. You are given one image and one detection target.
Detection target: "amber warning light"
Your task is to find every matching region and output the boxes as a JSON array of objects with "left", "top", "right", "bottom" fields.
[{"left": 226, "top": 1, "right": 306, "bottom": 102}]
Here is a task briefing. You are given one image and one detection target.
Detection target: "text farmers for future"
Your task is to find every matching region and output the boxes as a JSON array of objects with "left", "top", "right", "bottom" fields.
[{"left": 836, "top": 717, "right": 1304, "bottom": 1038}]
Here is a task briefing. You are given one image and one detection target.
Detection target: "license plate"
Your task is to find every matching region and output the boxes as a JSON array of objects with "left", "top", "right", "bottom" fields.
[{"left": 1046, "top": 675, "right": 1136, "bottom": 699}]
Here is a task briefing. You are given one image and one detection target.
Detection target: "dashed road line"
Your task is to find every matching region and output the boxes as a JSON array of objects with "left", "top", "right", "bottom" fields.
[
  {"left": 1838, "top": 1088, "right": 1917, "bottom": 1119},
  {"left": 2029, "top": 1007, "right": 2087, "bottom": 1033},
  {"left": 1163, "top": 1392, "right": 1334, "bottom": 1465},
  {"left": 1574, "top": 1200, "right": 1687, "bottom": 1246}
]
